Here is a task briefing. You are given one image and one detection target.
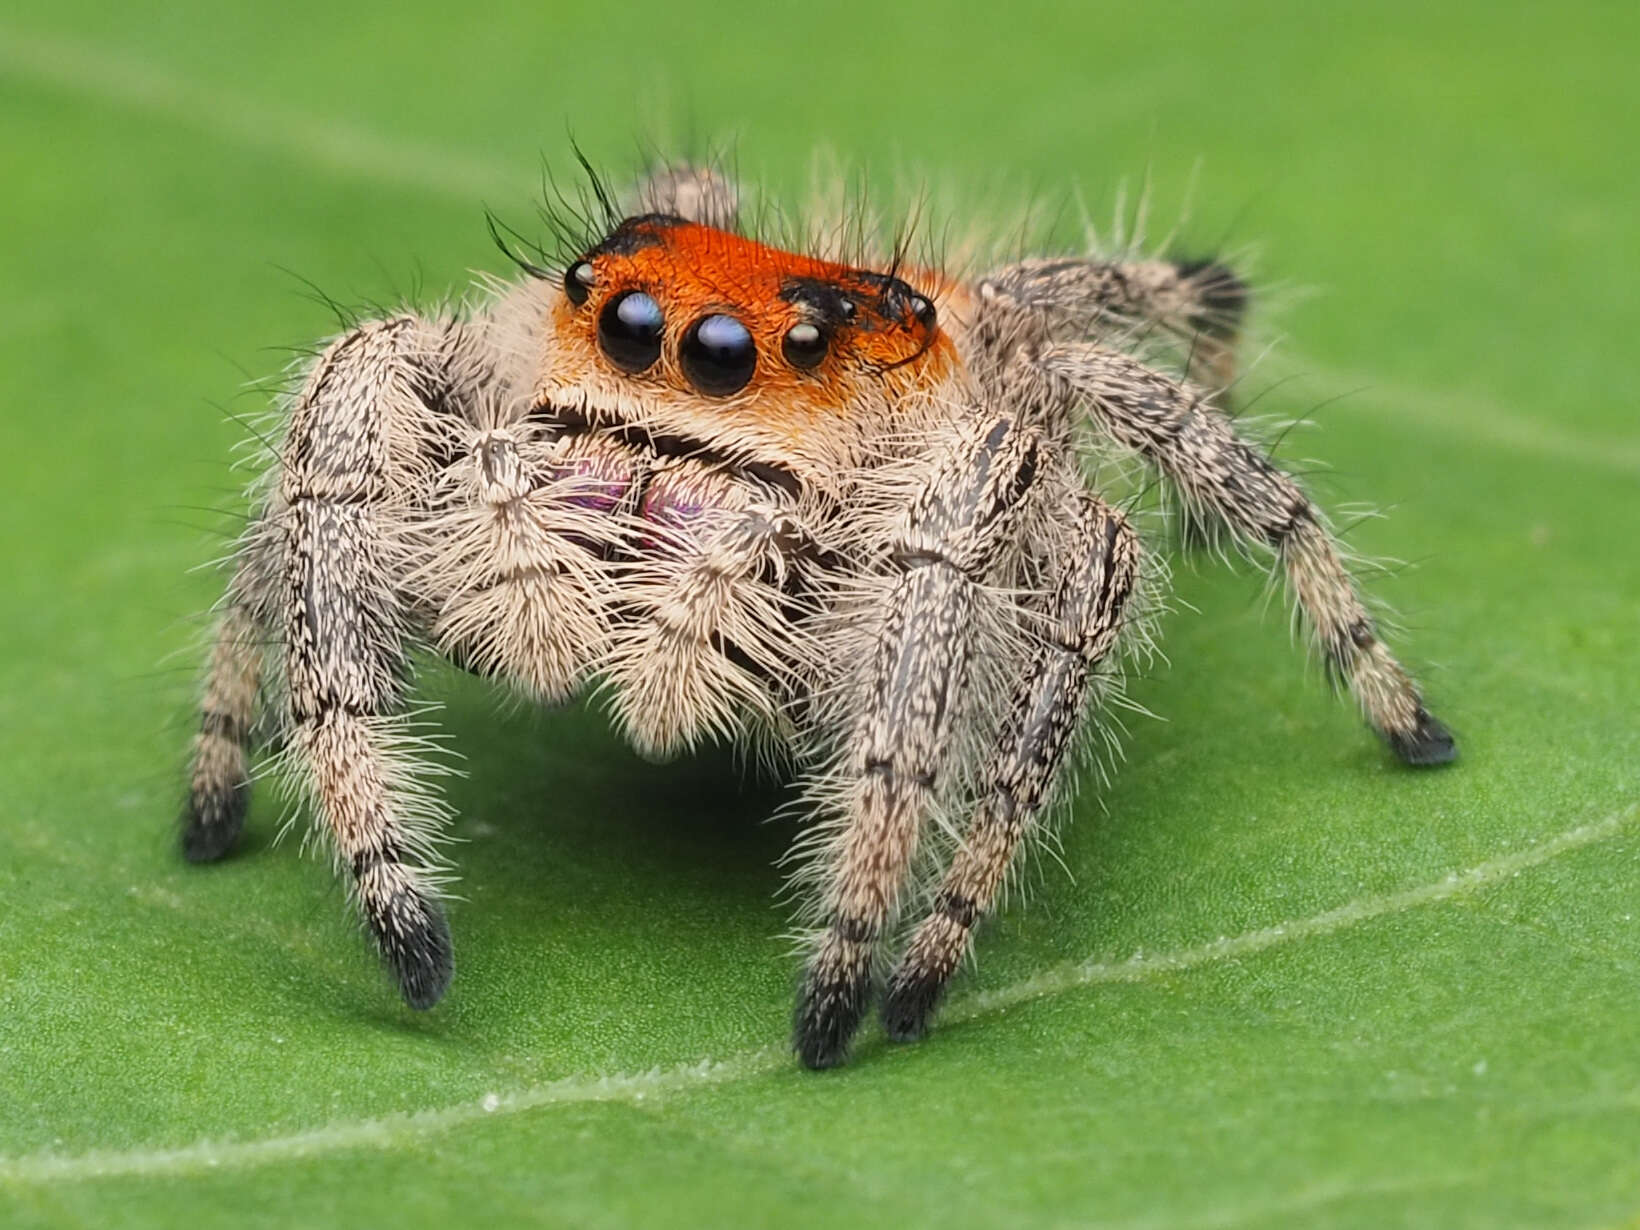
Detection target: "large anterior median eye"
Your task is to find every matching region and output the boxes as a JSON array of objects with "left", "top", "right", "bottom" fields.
[
  {"left": 680, "top": 313, "right": 756, "bottom": 396},
  {"left": 598, "top": 290, "right": 664, "bottom": 372}
]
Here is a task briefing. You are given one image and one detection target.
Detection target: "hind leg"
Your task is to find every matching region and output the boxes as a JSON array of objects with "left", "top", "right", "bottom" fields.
[
  {"left": 977, "top": 256, "right": 1248, "bottom": 390},
  {"left": 794, "top": 415, "right": 1043, "bottom": 1068},
  {"left": 182, "top": 598, "right": 263, "bottom": 861}
]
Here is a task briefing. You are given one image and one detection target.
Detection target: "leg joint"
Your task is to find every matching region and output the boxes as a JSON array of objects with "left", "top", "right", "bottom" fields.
[{"left": 934, "top": 890, "right": 979, "bottom": 930}]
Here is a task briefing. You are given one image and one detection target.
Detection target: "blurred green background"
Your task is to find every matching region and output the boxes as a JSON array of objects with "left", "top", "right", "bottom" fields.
[{"left": 2, "top": 2, "right": 1636, "bottom": 1227}]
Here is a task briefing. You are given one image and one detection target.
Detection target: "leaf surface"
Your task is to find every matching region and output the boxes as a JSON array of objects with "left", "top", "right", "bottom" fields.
[{"left": 2, "top": 3, "right": 1637, "bottom": 1226}]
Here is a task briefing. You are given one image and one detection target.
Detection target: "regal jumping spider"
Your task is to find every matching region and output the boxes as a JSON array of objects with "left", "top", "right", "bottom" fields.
[{"left": 182, "top": 160, "right": 1455, "bottom": 1069}]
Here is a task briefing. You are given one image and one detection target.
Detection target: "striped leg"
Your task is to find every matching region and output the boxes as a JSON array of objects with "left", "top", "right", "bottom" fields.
[
  {"left": 1017, "top": 342, "right": 1455, "bottom": 765},
  {"left": 794, "top": 416, "right": 1041, "bottom": 1069},
  {"left": 883, "top": 493, "right": 1139, "bottom": 1040},
  {"left": 182, "top": 599, "right": 263, "bottom": 861},
  {"left": 978, "top": 257, "right": 1248, "bottom": 389},
  {"left": 278, "top": 316, "right": 458, "bottom": 1008}
]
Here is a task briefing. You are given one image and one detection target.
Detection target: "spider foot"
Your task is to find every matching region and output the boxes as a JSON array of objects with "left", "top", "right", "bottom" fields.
[
  {"left": 881, "top": 965, "right": 945, "bottom": 1044},
  {"left": 1389, "top": 706, "right": 1458, "bottom": 767},
  {"left": 180, "top": 779, "right": 248, "bottom": 863},
  {"left": 794, "top": 964, "right": 872, "bottom": 1070},
  {"left": 370, "top": 889, "right": 453, "bottom": 1011}
]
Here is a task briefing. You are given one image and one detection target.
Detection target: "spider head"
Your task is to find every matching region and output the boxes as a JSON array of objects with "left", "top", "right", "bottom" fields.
[{"left": 534, "top": 215, "right": 956, "bottom": 480}]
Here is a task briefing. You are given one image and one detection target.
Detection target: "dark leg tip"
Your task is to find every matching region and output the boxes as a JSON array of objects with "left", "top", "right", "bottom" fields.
[
  {"left": 375, "top": 893, "right": 454, "bottom": 1011},
  {"left": 794, "top": 971, "right": 872, "bottom": 1071},
  {"left": 1174, "top": 258, "right": 1249, "bottom": 333},
  {"left": 180, "top": 781, "right": 249, "bottom": 863},
  {"left": 882, "top": 967, "right": 946, "bottom": 1044},
  {"left": 1389, "top": 707, "right": 1458, "bottom": 767}
]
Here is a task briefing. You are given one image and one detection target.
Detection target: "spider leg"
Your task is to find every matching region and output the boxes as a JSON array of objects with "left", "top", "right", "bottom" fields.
[
  {"left": 1007, "top": 339, "right": 1455, "bottom": 765},
  {"left": 794, "top": 416, "right": 1041, "bottom": 1069},
  {"left": 274, "top": 315, "right": 470, "bottom": 1008},
  {"left": 625, "top": 162, "right": 740, "bottom": 230},
  {"left": 184, "top": 488, "right": 289, "bottom": 860},
  {"left": 977, "top": 256, "right": 1247, "bottom": 390},
  {"left": 182, "top": 598, "right": 263, "bottom": 861},
  {"left": 883, "top": 489, "right": 1139, "bottom": 1041}
]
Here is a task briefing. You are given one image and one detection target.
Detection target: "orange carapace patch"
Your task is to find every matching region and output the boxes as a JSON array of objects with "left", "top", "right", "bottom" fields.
[
  {"left": 536, "top": 215, "right": 965, "bottom": 477},
  {"left": 587, "top": 215, "right": 946, "bottom": 366}
]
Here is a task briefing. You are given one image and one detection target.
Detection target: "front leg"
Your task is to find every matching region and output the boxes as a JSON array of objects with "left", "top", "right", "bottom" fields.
[
  {"left": 795, "top": 417, "right": 1041, "bottom": 1069},
  {"left": 1019, "top": 341, "right": 1455, "bottom": 766},
  {"left": 277, "top": 316, "right": 463, "bottom": 1006},
  {"left": 884, "top": 490, "right": 1140, "bottom": 1041}
]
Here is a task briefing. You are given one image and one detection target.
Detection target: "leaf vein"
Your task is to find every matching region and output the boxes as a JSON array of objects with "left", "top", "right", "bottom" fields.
[{"left": 5, "top": 802, "right": 1631, "bottom": 1186}]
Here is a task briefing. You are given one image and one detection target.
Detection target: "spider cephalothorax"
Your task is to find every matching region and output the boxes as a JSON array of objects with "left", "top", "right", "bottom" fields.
[{"left": 183, "top": 161, "right": 1455, "bottom": 1069}]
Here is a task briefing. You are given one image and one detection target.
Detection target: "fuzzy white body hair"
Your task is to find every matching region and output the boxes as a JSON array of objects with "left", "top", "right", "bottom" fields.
[{"left": 181, "top": 157, "right": 1456, "bottom": 1069}]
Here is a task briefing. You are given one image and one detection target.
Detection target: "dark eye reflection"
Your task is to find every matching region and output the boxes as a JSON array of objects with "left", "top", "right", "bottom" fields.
[
  {"left": 681, "top": 313, "right": 756, "bottom": 396},
  {"left": 782, "top": 322, "right": 828, "bottom": 369},
  {"left": 563, "top": 261, "right": 595, "bottom": 306},
  {"left": 598, "top": 290, "right": 664, "bottom": 372}
]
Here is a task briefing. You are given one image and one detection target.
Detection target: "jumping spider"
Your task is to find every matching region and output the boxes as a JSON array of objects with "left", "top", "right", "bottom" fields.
[{"left": 182, "top": 160, "right": 1456, "bottom": 1069}]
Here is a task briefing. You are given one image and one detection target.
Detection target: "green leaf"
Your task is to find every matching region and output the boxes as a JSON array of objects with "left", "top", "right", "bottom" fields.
[{"left": 2, "top": 3, "right": 1636, "bottom": 1227}]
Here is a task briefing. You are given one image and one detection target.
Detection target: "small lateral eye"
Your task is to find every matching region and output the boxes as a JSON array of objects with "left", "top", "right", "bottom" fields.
[
  {"left": 909, "top": 294, "right": 936, "bottom": 329},
  {"left": 563, "top": 261, "right": 595, "bottom": 306},
  {"left": 681, "top": 314, "right": 756, "bottom": 396},
  {"left": 781, "top": 322, "right": 828, "bottom": 369},
  {"left": 598, "top": 290, "right": 664, "bottom": 372}
]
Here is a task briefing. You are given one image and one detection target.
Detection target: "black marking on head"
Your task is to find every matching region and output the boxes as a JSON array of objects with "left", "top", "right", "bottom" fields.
[
  {"left": 586, "top": 213, "right": 688, "bottom": 259},
  {"left": 779, "top": 277, "right": 862, "bottom": 331},
  {"left": 1389, "top": 706, "right": 1458, "bottom": 767},
  {"left": 854, "top": 270, "right": 935, "bottom": 331}
]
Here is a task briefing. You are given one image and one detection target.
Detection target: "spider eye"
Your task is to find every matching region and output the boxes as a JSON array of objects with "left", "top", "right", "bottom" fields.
[
  {"left": 563, "top": 261, "right": 595, "bottom": 307},
  {"left": 781, "top": 322, "right": 828, "bottom": 370},
  {"left": 598, "top": 290, "right": 664, "bottom": 373},
  {"left": 681, "top": 314, "right": 756, "bottom": 396},
  {"left": 909, "top": 294, "right": 936, "bottom": 329}
]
